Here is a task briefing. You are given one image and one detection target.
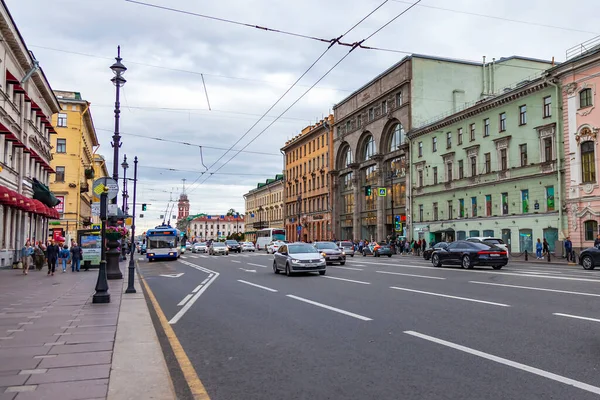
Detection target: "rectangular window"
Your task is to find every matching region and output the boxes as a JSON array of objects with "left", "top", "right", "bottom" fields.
[
  {"left": 55, "top": 166, "right": 65, "bottom": 182},
  {"left": 458, "top": 128, "right": 463, "bottom": 145},
  {"left": 56, "top": 138, "right": 66, "bottom": 153},
  {"left": 381, "top": 100, "right": 387, "bottom": 114},
  {"left": 502, "top": 192, "right": 509, "bottom": 215},
  {"left": 500, "top": 148, "right": 507, "bottom": 171},
  {"left": 544, "top": 138, "right": 552, "bottom": 162},
  {"left": 471, "top": 197, "right": 477, "bottom": 217},
  {"left": 368, "top": 108, "right": 374, "bottom": 121},
  {"left": 345, "top": 121, "right": 350, "bottom": 132},
  {"left": 484, "top": 152, "right": 491, "bottom": 174},
  {"left": 446, "top": 132, "right": 452, "bottom": 148},
  {"left": 499, "top": 112, "right": 506, "bottom": 132},
  {"left": 543, "top": 96, "right": 552, "bottom": 118},
  {"left": 447, "top": 162, "right": 453, "bottom": 182},
  {"left": 485, "top": 194, "right": 492, "bottom": 216},
  {"left": 459, "top": 199, "right": 465, "bottom": 218},
  {"left": 418, "top": 170, "right": 423, "bottom": 187},
  {"left": 458, "top": 160, "right": 464, "bottom": 179},
  {"left": 521, "top": 189, "right": 529, "bottom": 213},
  {"left": 396, "top": 91, "right": 403, "bottom": 107},
  {"left": 520, "top": 144, "right": 528, "bottom": 166},
  {"left": 419, "top": 204, "right": 423, "bottom": 222},
  {"left": 470, "top": 156, "right": 477, "bottom": 176},
  {"left": 433, "top": 202, "right": 438, "bottom": 221},
  {"left": 585, "top": 220, "right": 598, "bottom": 241},
  {"left": 484, "top": 118, "right": 490, "bottom": 137},
  {"left": 470, "top": 123, "right": 476, "bottom": 141},
  {"left": 546, "top": 186, "right": 555, "bottom": 211},
  {"left": 580, "top": 89, "right": 593, "bottom": 108},
  {"left": 447, "top": 200, "right": 453, "bottom": 219},
  {"left": 519, "top": 105, "right": 527, "bottom": 125},
  {"left": 57, "top": 113, "right": 67, "bottom": 127},
  {"left": 357, "top": 115, "right": 361, "bottom": 128},
  {"left": 582, "top": 141, "right": 596, "bottom": 183},
  {"left": 418, "top": 142, "right": 423, "bottom": 157},
  {"left": 433, "top": 167, "right": 438, "bottom": 184},
  {"left": 432, "top": 137, "right": 437, "bottom": 152}
]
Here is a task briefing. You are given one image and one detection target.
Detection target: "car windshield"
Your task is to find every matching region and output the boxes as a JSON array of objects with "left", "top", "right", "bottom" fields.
[
  {"left": 288, "top": 244, "right": 318, "bottom": 254},
  {"left": 483, "top": 239, "right": 504, "bottom": 245},
  {"left": 340, "top": 242, "right": 353, "bottom": 247},
  {"left": 225, "top": 240, "right": 238, "bottom": 245},
  {"left": 213, "top": 243, "right": 225, "bottom": 248},
  {"left": 315, "top": 242, "right": 337, "bottom": 250}
]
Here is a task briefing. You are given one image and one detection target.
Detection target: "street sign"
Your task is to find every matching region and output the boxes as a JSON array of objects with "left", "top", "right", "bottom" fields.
[
  {"left": 91, "top": 202, "right": 100, "bottom": 216},
  {"left": 125, "top": 217, "right": 132, "bottom": 226},
  {"left": 108, "top": 204, "right": 119, "bottom": 216},
  {"left": 297, "top": 226, "right": 302, "bottom": 233},
  {"left": 92, "top": 224, "right": 101, "bottom": 231},
  {"left": 378, "top": 188, "right": 387, "bottom": 196},
  {"left": 92, "top": 178, "right": 119, "bottom": 201}
]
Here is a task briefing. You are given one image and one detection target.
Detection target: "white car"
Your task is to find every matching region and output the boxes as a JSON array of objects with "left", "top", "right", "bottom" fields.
[
  {"left": 192, "top": 242, "right": 207, "bottom": 253},
  {"left": 241, "top": 242, "right": 255, "bottom": 252},
  {"left": 466, "top": 237, "right": 510, "bottom": 256},
  {"left": 209, "top": 242, "right": 229, "bottom": 256},
  {"left": 267, "top": 241, "right": 284, "bottom": 254}
]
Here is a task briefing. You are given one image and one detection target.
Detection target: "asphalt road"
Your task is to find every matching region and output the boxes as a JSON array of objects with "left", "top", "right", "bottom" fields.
[{"left": 139, "top": 250, "right": 600, "bottom": 400}]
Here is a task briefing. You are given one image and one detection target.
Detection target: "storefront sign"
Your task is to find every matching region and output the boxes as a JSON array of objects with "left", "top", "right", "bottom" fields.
[
  {"left": 55, "top": 196, "right": 64, "bottom": 213},
  {"left": 81, "top": 234, "right": 101, "bottom": 265}
]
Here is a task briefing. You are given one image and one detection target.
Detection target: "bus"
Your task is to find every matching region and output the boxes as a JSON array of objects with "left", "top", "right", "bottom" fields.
[
  {"left": 256, "top": 228, "right": 286, "bottom": 251},
  {"left": 145, "top": 224, "right": 182, "bottom": 261}
]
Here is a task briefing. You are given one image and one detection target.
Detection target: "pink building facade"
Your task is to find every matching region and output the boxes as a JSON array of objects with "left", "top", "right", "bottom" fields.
[{"left": 550, "top": 46, "right": 600, "bottom": 251}]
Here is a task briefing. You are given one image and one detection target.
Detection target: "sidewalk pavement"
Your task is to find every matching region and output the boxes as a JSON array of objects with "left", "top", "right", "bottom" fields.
[{"left": 0, "top": 261, "right": 175, "bottom": 400}]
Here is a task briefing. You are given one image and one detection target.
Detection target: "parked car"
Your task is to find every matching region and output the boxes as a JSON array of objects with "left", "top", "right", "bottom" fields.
[
  {"left": 431, "top": 240, "right": 507, "bottom": 269},
  {"left": 579, "top": 246, "right": 600, "bottom": 270},
  {"left": 241, "top": 242, "right": 256, "bottom": 252},
  {"left": 139, "top": 243, "right": 146, "bottom": 254},
  {"left": 267, "top": 241, "right": 284, "bottom": 254},
  {"left": 209, "top": 242, "right": 229, "bottom": 256},
  {"left": 314, "top": 241, "right": 346, "bottom": 265},
  {"left": 423, "top": 242, "right": 450, "bottom": 260},
  {"left": 225, "top": 240, "right": 242, "bottom": 253},
  {"left": 466, "top": 237, "right": 510, "bottom": 256},
  {"left": 192, "top": 242, "right": 207, "bottom": 253},
  {"left": 362, "top": 242, "right": 393, "bottom": 257},
  {"left": 338, "top": 241, "right": 355, "bottom": 257},
  {"left": 273, "top": 242, "right": 326, "bottom": 276}
]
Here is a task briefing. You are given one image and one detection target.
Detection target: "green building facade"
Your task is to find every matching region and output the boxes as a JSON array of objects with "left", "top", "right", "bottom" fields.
[{"left": 408, "top": 78, "right": 565, "bottom": 254}]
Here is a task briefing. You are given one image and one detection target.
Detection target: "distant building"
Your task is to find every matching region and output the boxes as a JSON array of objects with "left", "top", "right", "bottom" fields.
[
  {"left": 190, "top": 215, "right": 244, "bottom": 241},
  {"left": 178, "top": 193, "right": 190, "bottom": 220},
  {"left": 244, "top": 175, "right": 284, "bottom": 242},
  {"left": 281, "top": 115, "right": 334, "bottom": 242}
]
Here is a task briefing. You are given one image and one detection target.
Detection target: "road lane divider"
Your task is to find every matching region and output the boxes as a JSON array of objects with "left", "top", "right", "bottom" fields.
[
  {"left": 286, "top": 295, "right": 372, "bottom": 321},
  {"left": 377, "top": 270, "right": 446, "bottom": 280},
  {"left": 553, "top": 313, "right": 600, "bottom": 323},
  {"left": 193, "top": 284, "right": 204, "bottom": 292},
  {"left": 404, "top": 330, "right": 600, "bottom": 396},
  {"left": 237, "top": 280, "right": 278, "bottom": 292},
  {"left": 390, "top": 287, "right": 510, "bottom": 307},
  {"left": 231, "top": 260, "right": 241, "bottom": 263},
  {"left": 247, "top": 263, "right": 268, "bottom": 268},
  {"left": 470, "top": 281, "right": 600, "bottom": 297},
  {"left": 329, "top": 266, "right": 363, "bottom": 271},
  {"left": 169, "top": 260, "right": 219, "bottom": 325},
  {"left": 322, "top": 276, "right": 370, "bottom": 285},
  {"left": 177, "top": 294, "right": 193, "bottom": 307}
]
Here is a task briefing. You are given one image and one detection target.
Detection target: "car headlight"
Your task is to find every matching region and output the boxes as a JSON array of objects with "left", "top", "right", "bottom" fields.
[
  {"left": 148, "top": 253, "right": 154, "bottom": 257},
  {"left": 341, "top": 251, "right": 346, "bottom": 255},
  {"left": 291, "top": 259, "right": 301, "bottom": 264},
  {"left": 321, "top": 252, "right": 327, "bottom": 257}
]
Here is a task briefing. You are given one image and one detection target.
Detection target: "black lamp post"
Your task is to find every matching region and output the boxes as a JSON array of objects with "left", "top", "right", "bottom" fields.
[
  {"left": 121, "top": 155, "right": 129, "bottom": 261},
  {"left": 106, "top": 46, "right": 126, "bottom": 280},
  {"left": 126, "top": 156, "right": 138, "bottom": 294}
]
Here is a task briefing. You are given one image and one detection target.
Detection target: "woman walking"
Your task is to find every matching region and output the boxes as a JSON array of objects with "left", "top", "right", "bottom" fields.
[
  {"left": 542, "top": 238, "right": 550, "bottom": 259},
  {"left": 59, "top": 245, "right": 70, "bottom": 273},
  {"left": 20, "top": 240, "right": 33, "bottom": 275},
  {"left": 535, "top": 238, "right": 543, "bottom": 259}
]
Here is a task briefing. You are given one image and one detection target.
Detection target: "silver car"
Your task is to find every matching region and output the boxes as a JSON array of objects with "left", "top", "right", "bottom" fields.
[
  {"left": 273, "top": 242, "right": 326, "bottom": 276},
  {"left": 209, "top": 242, "right": 229, "bottom": 256},
  {"left": 338, "top": 241, "right": 355, "bottom": 257},
  {"left": 192, "top": 242, "right": 207, "bottom": 253}
]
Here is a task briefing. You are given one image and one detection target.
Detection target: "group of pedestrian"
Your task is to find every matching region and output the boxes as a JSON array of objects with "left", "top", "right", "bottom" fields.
[
  {"left": 535, "top": 238, "right": 551, "bottom": 259},
  {"left": 20, "top": 239, "right": 83, "bottom": 276}
]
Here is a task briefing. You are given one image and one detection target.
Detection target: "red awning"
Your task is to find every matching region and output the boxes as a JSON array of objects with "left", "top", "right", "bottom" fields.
[
  {"left": 6, "top": 70, "right": 25, "bottom": 93},
  {"left": 0, "top": 186, "right": 10, "bottom": 204},
  {"left": 31, "top": 199, "right": 46, "bottom": 215},
  {"left": 5, "top": 189, "right": 18, "bottom": 208}
]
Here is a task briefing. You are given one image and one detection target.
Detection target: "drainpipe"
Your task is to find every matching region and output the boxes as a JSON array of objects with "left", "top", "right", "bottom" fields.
[
  {"left": 20, "top": 60, "right": 39, "bottom": 84},
  {"left": 491, "top": 58, "right": 496, "bottom": 94},
  {"left": 546, "top": 78, "right": 564, "bottom": 241},
  {"left": 482, "top": 56, "right": 487, "bottom": 95}
]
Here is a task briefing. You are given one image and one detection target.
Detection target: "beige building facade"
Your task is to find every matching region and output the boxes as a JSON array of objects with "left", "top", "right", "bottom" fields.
[{"left": 243, "top": 175, "right": 284, "bottom": 242}]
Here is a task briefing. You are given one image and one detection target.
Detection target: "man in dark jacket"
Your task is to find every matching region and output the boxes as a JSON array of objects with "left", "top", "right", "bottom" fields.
[
  {"left": 70, "top": 243, "right": 83, "bottom": 272},
  {"left": 46, "top": 240, "right": 60, "bottom": 276}
]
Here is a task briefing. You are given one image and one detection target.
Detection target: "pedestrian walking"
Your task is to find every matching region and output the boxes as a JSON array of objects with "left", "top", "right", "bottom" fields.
[
  {"left": 34, "top": 242, "right": 45, "bottom": 271},
  {"left": 46, "top": 240, "right": 59, "bottom": 276},
  {"left": 564, "top": 236, "right": 573, "bottom": 262},
  {"left": 422, "top": 239, "right": 427, "bottom": 252},
  {"left": 595, "top": 234, "right": 600, "bottom": 248},
  {"left": 535, "top": 238, "right": 543, "bottom": 259},
  {"left": 59, "top": 245, "right": 70, "bottom": 273},
  {"left": 20, "top": 240, "right": 33, "bottom": 275},
  {"left": 70, "top": 243, "right": 82, "bottom": 272},
  {"left": 542, "top": 238, "right": 550, "bottom": 258},
  {"left": 404, "top": 240, "right": 409, "bottom": 255}
]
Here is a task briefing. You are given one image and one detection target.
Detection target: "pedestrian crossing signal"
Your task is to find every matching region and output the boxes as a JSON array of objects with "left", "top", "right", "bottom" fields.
[
  {"left": 142, "top": 204, "right": 147, "bottom": 211},
  {"left": 365, "top": 186, "right": 372, "bottom": 196}
]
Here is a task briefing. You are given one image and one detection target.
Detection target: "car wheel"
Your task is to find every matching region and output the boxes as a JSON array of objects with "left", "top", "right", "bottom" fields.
[
  {"left": 432, "top": 254, "right": 441, "bottom": 267},
  {"left": 582, "top": 255, "right": 595, "bottom": 270},
  {"left": 319, "top": 270, "right": 326, "bottom": 275},
  {"left": 340, "top": 262, "right": 345, "bottom": 265},
  {"left": 273, "top": 261, "right": 279, "bottom": 274},
  {"left": 492, "top": 265, "right": 503, "bottom": 270},
  {"left": 362, "top": 252, "right": 366, "bottom": 257},
  {"left": 351, "top": 254, "right": 354, "bottom": 257},
  {"left": 285, "top": 263, "right": 291, "bottom": 277},
  {"left": 388, "top": 254, "right": 392, "bottom": 258},
  {"left": 462, "top": 255, "right": 473, "bottom": 269}
]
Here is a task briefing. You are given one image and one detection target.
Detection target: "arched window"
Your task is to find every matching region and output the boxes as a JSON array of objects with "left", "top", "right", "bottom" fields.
[
  {"left": 344, "top": 147, "right": 353, "bottom": 168},
  {"left": 363, "top": 135, "right": 375, "bottom": 161},
  {"left": 581, "top": 141, "right": 596, "bottom": 183},
  {"left": 584, "top": 220, "right": 598, "bottom": 241},
  {"left": 389, "top": 124, "right": 405, "bottom": 151}
]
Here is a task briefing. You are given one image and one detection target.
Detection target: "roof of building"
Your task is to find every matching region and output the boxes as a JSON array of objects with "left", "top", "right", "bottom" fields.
[
  {"left": 53, "top": 90, "right": 99, "bottom": 147},
  {"left": 190, "top": 215, "right": 244, "bottom": 222},
  {"left": 281, "top": 115, "right": 333, "bottom": 151}
]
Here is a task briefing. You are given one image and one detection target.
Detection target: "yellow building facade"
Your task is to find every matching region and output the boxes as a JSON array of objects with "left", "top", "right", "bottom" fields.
[{"left": 49, "top": 91, "right": 100, "bottom": 242}]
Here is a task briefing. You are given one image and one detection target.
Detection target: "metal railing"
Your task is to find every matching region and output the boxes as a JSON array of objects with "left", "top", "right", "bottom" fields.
[{"left": 566, "top": 35, "right": 600, "bottom": 60}]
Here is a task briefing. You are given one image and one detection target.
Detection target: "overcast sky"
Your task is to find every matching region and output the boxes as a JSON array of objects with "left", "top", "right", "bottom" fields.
[{"left": 7, "top": 0, "right": 600, "bottom": 231}]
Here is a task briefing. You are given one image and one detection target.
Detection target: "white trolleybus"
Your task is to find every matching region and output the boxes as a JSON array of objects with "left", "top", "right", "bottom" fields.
[
  {"left": 145, "top": 224, "right": 182, "bottom": 261},
  {"left": 256, "top": 228, "right": 286, "bottom": 251}
]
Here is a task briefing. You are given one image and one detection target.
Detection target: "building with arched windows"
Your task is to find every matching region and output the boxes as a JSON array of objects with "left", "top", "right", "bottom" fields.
[
  {"left": 331, "top": 54, "right": 554, "bottom": 242},
  {"left": 549, "top": 39, "right": 600, "bottom": 252}
]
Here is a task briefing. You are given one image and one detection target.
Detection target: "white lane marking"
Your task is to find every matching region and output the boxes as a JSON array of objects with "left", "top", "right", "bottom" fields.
[
  {"left": 231, "top": 260, "right": 241, "bottom": 263},
  {"left": 470, "top": 281, "right": 600, "bottom": 298},
  {"left": 376, "top": 270, "right": 446, "bottom": 280},
  {"left": 239, "top": 268, "right": 257, "bottom": 273},
  {"left": 192, "top": 284, "right": 203, "bottom": 293},
  {"left": 177, "top": 294, "right": 193, "bottom": 306},
  {"left": 247, "top": 263, "right": 268, "bottom": 268},
  {"left": 390, "top": 287, "right": 510, "bottom": 307},
  {"left": 329, "top": 266, "right": 363, "bottom": 271},
  {"left": 286, "top": 295, "right": 372, "bottom": 321},
  {"left": 237, "top": 280, "right": 277, "bottom": 292},
  {"left": 169, "top": 261, "right": 219, "bottom": 325},
  {"left": 404, "top": 330, "right": 600, "bottom": 396},
  {"left": 553, "top": 313, "right": 600, "bottom": 323},
  {"left": 510, "top": 270, "right": 561, "bottom": 275},
  {"left": 322, "top": 276, "right": 370, "bottom": 285}
]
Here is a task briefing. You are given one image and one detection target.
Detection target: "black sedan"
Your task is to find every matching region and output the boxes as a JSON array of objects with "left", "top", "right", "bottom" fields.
[
  {"left": 430, "top": 240, "right": 507, "bottom": 269},
  {"left": 423, "top": 242, "right": 449, "bottom": 260},
  {"left": 362, "top": 243, "right": 393, "bottom": 257},
  {"left": 225, "top": 240, "right": 242, "bottom": 253},
  {"left": 314, "top": 241, "right": 346, "bottom": 265},
  {"left": 579, "top": 246, "right": 600, "bottom": 270}
]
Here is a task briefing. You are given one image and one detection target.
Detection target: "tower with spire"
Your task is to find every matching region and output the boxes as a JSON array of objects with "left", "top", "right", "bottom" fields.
[{"left": 178, "top": 179, "right": 190, "bottom": 220}]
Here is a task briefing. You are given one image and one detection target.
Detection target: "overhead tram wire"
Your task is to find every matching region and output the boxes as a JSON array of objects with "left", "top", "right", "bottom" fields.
[
  {"left": 190, "top": 0, "right": 423, "bottom": 193},
  {"left": 183, "top": 0, "right": 393, "bottom": 193}
]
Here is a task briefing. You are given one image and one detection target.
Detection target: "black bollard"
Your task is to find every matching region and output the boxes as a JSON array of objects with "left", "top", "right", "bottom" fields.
[
  {"left": 525, "top": 250, "right": 528, "bottom": 261},
  {"left": 547, "top": 251, "right": 551, "bottom": 262}
]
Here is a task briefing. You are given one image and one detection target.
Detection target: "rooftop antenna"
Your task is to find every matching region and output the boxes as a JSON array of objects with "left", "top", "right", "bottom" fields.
[{"left": 182, "top": 178, "right": 186, "bottom": 195}]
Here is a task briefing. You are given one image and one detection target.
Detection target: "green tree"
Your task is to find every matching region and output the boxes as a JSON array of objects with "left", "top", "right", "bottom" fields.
[{"left": 226, "top": 208, "right": 237, "bottom": 216}]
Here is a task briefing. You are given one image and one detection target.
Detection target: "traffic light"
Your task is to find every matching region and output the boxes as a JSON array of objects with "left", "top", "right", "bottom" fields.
[
  {"left": 365, "top": 185, "right": 372, "bottom": 196},
  {"left": 142, "top": 203, "right": 147, "bottom": 211}
]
